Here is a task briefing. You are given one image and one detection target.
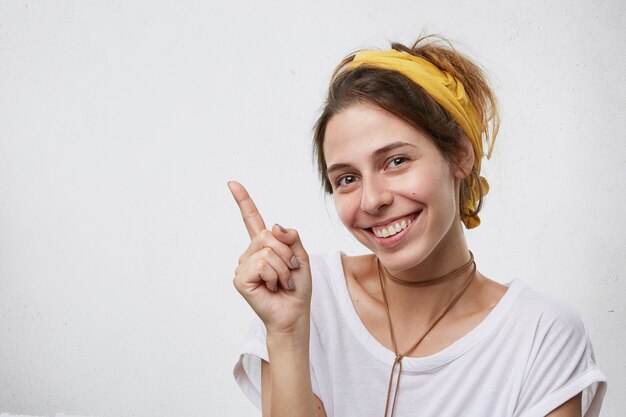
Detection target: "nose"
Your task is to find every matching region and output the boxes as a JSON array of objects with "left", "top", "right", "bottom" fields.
[{"left": 360, "top": 175, "right": 393, "bottom": 214}]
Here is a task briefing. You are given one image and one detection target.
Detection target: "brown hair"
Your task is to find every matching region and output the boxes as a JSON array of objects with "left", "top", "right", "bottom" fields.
[{"left": 312, "top": 35, "right": 499, "bottom": 224}]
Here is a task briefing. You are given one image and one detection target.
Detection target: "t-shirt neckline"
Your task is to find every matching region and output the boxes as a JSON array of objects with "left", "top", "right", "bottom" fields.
[{"left": 331, "top": 250, "right": 525, "bottom": 373}]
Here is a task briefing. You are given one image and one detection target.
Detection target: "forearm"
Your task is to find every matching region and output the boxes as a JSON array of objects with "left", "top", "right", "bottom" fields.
[{"left": 266, "top": 318, "right": 316, "bottom": 417}]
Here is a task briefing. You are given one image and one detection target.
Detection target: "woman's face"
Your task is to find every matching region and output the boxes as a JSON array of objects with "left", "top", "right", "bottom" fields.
[{"left": 323, "top": 102, "right": 466, "bottom": 273}]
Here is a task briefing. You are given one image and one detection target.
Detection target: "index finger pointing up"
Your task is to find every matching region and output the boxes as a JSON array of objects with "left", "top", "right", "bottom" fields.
[{"left": 227, "top": 180, "right": 267, "bottom": 239}]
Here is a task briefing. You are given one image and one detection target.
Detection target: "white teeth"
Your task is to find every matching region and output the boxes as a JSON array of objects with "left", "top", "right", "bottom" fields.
[{"left": 372, "top": 214, "right": 417, "bottom": 238}]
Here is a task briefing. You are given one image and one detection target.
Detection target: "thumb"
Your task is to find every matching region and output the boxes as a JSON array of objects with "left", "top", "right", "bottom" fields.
[{"left": 272, "top": 224, "right": 309, "bottom": 262}]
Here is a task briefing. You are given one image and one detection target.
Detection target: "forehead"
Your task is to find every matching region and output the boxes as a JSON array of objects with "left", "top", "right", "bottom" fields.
[{"left": 323, "top": 103, "right": 432, "bottom": 165}]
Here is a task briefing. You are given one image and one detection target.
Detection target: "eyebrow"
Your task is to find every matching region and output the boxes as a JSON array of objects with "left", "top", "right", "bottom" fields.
[{"left": 325, "top": 141, "right": 417, "bottom": 175}]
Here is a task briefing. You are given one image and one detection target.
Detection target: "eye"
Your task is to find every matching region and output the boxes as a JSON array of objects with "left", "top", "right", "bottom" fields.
[
  {"left": 336, "top": 174, "right": 358, "bottom": 188},
  {"left": 388, "top": 156, "right": 408, "bottom": 168}
]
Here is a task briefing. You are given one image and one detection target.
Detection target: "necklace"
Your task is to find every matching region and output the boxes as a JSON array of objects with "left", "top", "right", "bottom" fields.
[
  {"left": 376, "top": 252, "right": 477, "bottom": 417},
  {"left": 384, "top": 252, "right": 475, "bottom": 287}
]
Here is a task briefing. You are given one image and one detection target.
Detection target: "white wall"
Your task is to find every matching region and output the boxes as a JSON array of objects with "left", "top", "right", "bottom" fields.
[{"left": 0, "top": 1, "right": 624, "bottom": 416}]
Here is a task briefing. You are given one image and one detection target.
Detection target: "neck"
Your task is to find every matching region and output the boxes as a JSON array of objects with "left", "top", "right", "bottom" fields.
[
  {"left": 374, "top": 238, "right": 477, "bottom": 323},
  {"left": 386, "top": 226, "right": 470, "bottom": 280},
  {"left": 383, "top": 251, "right": 474, "bottom": 287}
]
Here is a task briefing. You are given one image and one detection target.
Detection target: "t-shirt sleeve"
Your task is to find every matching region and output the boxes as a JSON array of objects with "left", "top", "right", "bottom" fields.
[
  {"left": 232, "top": 314, "right": 269, "bottom": 410},
  {"left": 515, "top": 303, "right": 607, "bottom": 417}
]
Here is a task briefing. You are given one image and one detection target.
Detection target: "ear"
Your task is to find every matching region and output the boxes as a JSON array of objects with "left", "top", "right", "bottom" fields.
[{"left": 453, "top": 134, "right": 475, "bottom": 179}]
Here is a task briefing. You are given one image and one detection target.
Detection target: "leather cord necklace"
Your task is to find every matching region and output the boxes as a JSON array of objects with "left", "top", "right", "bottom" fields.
[
  {"left": 376, "top": 252, "right": 477, "bottom": 417},
  {"left": 385, "top": 252, "right": 475, "bottom": 287}
]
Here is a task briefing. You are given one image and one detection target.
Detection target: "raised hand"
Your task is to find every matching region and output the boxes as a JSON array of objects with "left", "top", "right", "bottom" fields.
[{"left": 228, "top": 180, "right": 312, "bottom": 335}]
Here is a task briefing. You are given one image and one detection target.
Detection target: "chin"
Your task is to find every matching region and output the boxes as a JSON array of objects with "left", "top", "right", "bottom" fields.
[
  {"left": 353, "top": 231, "right": 427, "bottom": 271},
  {"left": 362, "top": 230, "right": 451, "bottom": 276},
  {"left": 379, "top": 246, "right": 431, "bottom": 273}
]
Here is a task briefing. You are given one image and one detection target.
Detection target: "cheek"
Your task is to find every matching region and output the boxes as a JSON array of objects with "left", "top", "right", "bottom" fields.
[
  {"left": 403, "top": 166, "right": 456, "bottom": 206},
  {"left": 333, "top": 195, "right": 359, "bottom": 227},
  {"left": 429, "top": 169, "right": 459, "bottom": 215}
]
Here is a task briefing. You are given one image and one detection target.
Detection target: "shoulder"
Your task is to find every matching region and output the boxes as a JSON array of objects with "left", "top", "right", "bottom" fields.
[
  {"left": 307, "top": 251, "right": 378, "bottom": 321},
  {"left": 309, "top": 251, "right": 373, "bottom": 281},
  {"left": 511, "top": 282, "right": 589, "bottom": 335},
  {"left": 308, "top": 251, "right": 343, "bottom": 280},
  {"left": 307, "top": 251, "right": 346, "bottom": 302},
  {"left": 504, "top": 281, "right": 593, "bottom": 363},
  {"left": 508, "top": 282, "right": 606, "bottom": 416},
  {"left": 310, "top": 251, "right": 380, "bottom": 299}
]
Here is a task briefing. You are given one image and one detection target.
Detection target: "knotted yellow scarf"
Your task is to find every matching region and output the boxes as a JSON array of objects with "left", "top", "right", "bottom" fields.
[{"left": 347, "top": 49, "right": 489, "bottom": 229}]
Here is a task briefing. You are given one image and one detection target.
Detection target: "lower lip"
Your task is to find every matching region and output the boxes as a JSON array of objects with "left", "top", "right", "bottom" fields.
[{"left": 369, "top": 212, "right": 421, "bottom": 248}]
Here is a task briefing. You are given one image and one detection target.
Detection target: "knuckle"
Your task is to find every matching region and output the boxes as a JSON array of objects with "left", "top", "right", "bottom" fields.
[
  {"left": 232, "top": 275, "right": 241, "bottom": 291},
  {"left": 258, "top": 260, "right": 275, "bottom": 277},
  {"left": 270, "top": 267, "right": 279, "bottom": 280},
  {"left": 250, "top": 236, "right": 262, "bottom": 248},
  {"left": 245, "top": 211, "right": 262, "bottom": 223},
  {"left": 255, "top": 258, "right": 267, "bottom": 273}
]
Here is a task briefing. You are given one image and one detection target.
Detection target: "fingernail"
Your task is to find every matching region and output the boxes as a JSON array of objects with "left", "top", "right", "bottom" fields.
[
  {"left": 276, "top": 223, "right": 287, "bottom": 233},
  {"left": 290, "top": 256, "right": 300, "bottom": 269},
  {"left": 288, "top": 278, "right": 295, "bottom": 290}
]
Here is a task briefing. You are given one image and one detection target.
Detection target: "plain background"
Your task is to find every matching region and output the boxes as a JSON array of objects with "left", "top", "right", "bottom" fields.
[{"left": 1, "top": 1, "right": 624, "bottom": 416}]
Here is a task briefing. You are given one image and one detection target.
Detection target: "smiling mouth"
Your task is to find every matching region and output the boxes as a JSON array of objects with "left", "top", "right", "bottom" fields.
[{"left": 369, "top": 211, "right": 421, "bottom": 238}]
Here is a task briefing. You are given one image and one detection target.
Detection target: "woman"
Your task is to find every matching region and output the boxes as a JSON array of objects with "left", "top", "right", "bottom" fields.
[{"left": 229, "top": 35, "right": 606, "bottom": 417}]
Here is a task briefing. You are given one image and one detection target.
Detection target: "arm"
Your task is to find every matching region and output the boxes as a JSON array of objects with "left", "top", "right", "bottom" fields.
[
  {"left": 229, "top": 181, "right": 319, "bottom": 416},
  {"left": 261, "top": 337, "right": 328, "bottom": 417},
  {"left": 545, "top": 393, "right": 582, "bottom": 417},
  {"left": 262, "top": 359, "right": 327, "bottom": 417}
]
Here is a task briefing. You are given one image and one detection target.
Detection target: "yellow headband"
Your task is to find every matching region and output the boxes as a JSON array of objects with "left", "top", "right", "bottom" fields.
[{"left": 347, "top": 49, "right": 488, "bottom": 229}]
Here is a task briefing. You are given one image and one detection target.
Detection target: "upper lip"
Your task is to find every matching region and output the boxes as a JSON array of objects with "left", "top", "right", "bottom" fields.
[{"left": 365, "top": 211, "right": 421, "bottom": 229}]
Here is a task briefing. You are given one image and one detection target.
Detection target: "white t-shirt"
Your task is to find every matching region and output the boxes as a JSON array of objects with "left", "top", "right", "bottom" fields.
[{"left": 233, "top": 251, "right": 606, "bottom": 417}]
